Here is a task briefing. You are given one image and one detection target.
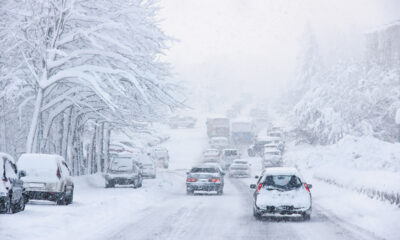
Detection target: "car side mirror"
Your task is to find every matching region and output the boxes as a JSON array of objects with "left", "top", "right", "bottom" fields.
[
  {"left": 307, "top": 184, "right": 313, "bottom": 189},
  {"left": 221, "top": 172, "right": 225, "bottom": 176},
  {"left": 186, "top": 172, "right": 190, "bottom": 175},
  {"left": 250, "top": 184, "right": 256, "bottom": 189},
  {"left": 19, "top": 170, "right": 26, "bottom": 178},
  {"left": 254, "top": 175, "right": 259, "bottom": 179}
]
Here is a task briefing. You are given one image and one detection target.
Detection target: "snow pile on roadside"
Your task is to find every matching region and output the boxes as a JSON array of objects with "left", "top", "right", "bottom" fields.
[{"left": 285, "top": 136, "right": 400, "bottom": 205}]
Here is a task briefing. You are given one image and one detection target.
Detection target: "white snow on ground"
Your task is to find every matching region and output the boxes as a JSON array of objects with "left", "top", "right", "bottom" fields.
[
  {"left": 283, "top": 135, "right": 400, "bottom": 240},
  {"left": 1, "top": 127, "right": 399, "bottom": 240}
]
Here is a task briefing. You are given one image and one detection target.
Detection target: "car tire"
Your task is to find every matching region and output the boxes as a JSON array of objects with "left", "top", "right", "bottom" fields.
[
  {"left": 56, "top": 188, "right": 67, "bottom": 205},
  {"left": 186, "top": 189, "right": 193, "bottom": 195},
  {"left": 15, "top": 196, "right": 25, "bottom": 212},
  {"left": 302, "top": 212, "right": 311, "bottom": 221},
  {"left": 66, "top": 186, "right": 74, "bottom": 205},
  {"left": 253, "top": 208, "right": 262, "bottom": 220},
  {"left": 105, "top": 181, "right": 114, "bottom": 188},
  {"left": 217, "top": 188, "right": 223, "bottom": 195}
]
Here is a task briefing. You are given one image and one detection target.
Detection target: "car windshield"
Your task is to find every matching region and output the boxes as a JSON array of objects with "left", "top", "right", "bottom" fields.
[
  {"left": 191, "top": 167, "right": 218, "bottom": 173},
  {"left": 263, "top": 175, "right": 302, "bottom": 190},
  {"left": 110, "top": 157, "right": 133, "bottom": 171}
]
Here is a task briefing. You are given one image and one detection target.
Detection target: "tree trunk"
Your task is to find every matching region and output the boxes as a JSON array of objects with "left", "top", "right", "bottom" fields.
[{"left": 26, "top": 88, "right": 44, "bottom": 153}]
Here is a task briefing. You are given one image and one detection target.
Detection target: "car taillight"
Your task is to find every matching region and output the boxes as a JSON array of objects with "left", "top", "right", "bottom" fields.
[
  {"left": 257, "top": 183, "right": 263, "bottom": 193},
  {"left": 186, "top": 178, "right": 197, "bottom": 182},
  {"left": 210, "top": 178, "right": 220, "bottom": 183},
  {"left": 304, "top": 183, "right": 310, "bottom": 192},
  {"left": 57, "top": 168, "right": 61, "bottom": 179}
]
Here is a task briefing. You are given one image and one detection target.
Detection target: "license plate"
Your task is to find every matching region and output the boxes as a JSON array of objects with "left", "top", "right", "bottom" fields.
[{"left": 199, "top": 179, "right": 208, "bottom": 182}]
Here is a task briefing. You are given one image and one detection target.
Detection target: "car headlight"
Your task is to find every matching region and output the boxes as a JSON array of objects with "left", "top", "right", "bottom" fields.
[{"left": 0, "top": 191, "right": 7, "bottom": 197}]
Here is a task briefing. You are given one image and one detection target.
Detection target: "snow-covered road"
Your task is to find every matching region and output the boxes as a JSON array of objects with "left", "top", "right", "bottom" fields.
[{"left": 0, "top": 127, "right": 390, "bottom": 240}]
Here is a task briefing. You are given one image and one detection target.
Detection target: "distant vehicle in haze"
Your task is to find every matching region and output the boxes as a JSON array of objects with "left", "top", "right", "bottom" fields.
[
  {"left": 150, "top": 147, "right": 169, "bottom": 168},
  {"left": 105, "top": 154, "right": 143, "bottom": 188},
  {"left": 228, "top": 163, "right": 251, "bottom": 178},
  {"left": 206, "top": 117, "right": 230, "bottom": 138},
  {"left": 141, "top": 161, "right": 156, "bottom": 178},
  {"left": 232, "top": 159, "right": 251, "bottom": 166},
  {"left": 186, "top": 165, "right": 225, "bottom": 195},
  {"left": 250, "top": 167, "right": 312, "bottom": 220},
  {"left": 231, "top": 121, "right": 254, "bottom": 145},
  {"left": 262, "top": 149, "right": 282, "bottom": 168},
  {"left": 18, "top": 154, "right": 74, "bottom": 205},
  {"left": 248, "top": 139, "right": 269, "bottom": 157},
  {"left": 203, "top": 149, "right": 221, "bottom": 163},
  {"left": 0, "top": 153, "right": 25, "bottom": 213},
  {"left": 220, "top": 148, "right": 240, "bottom": 169},
  {"left": 209, "top": 137, "right": 229, "bottom": 150},
  {"left": 169, "top": 115, "right": 197, "bottom": 129}
]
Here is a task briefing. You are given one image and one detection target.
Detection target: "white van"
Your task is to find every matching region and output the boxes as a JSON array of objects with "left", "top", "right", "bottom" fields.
[{"left": 18, "top": 154, "right": 74, "bottom": 205}]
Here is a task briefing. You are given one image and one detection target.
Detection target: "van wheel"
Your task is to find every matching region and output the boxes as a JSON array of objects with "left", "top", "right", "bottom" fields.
[
  {"left": 56, "top": 188, "right": 67, "bottom": 205},
  {"left": 302, "top": 212, "right": 311, "bottom": 221},
  {"left": 66, "top": 186, "right": 74, "bottom": 205},
  {"left": 14, "top": 197, "right": 25, "bottom": 212},
  {"left": 253, "top": 208, "right": 262, "bottom": 220}
]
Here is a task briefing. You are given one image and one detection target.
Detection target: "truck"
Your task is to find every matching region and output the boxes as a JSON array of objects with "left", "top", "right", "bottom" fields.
[
  {"left": 206, "top": 117, "right": 230, "bottom": 138},
  {"left": 231, "top": 121, "right": 254, "bottom": 145}
]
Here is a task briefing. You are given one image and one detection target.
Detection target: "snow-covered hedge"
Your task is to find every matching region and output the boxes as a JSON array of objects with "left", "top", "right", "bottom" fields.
[{"left": 285, "top": 136, "right": 400, "bottom": 206}]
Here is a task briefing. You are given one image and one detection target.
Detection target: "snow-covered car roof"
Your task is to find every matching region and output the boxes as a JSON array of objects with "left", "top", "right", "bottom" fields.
[
  {"left": 204, "top": 149, "right": 220, "bottom": 154},
  {"left": 230, "top": 163, "right": 249, "bottom": 168},
  {"left": 233, "top": 159, "right": 248, "bottom": 164},
  {"left": 264, "top": 148, "right": 281, "bottom": 153},
  {"left": 18, "top": 153, "right": 64, "bottom": 163},
  {"left": 263, "top": 167, "right": 299, "bottom": 176},
  {"left": 210, "top": 136, "right": 228, "bottom": 141}
]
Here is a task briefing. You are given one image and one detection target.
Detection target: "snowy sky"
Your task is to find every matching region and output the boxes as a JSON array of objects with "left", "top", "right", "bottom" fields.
[{"left": 158, "top": 0, "right": 400, "bottom": 109}]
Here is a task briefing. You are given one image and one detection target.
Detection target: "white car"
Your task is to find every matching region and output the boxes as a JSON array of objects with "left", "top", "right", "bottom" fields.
[
  {"left": 150, "top": 147, "right": 169, "bottom": 168},
  {"left": 209, "top": 137, "right": 229, "bottom": 149},
  {"left": 18, "top": 154, "right": 74, "bottom": 205},
  {"left": 203, "top": 149, "right": 221, "bottom": 163},
  {"left": 141, "top": 162, "right": 157, "bottom": 178},
  {"left": 262, "top": 149, "right": 282, "bottom": 168},
  {"left": 232, "top": 159, "right": 251, "bottom": 166},
  {"left": 250, "top": 167, "right": 312, "bottom": 220},
  {"left": 228, "top": 163, "right": 251, "bottom": 178}
]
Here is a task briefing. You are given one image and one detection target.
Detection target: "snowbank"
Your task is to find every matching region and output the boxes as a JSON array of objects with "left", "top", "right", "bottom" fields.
[{"left": 285, "top": 135, "right": 400, "bottom": 205}]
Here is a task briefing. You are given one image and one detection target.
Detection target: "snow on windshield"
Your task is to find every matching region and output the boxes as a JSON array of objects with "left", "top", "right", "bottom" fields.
[{"left": 110, "top": 157, "right": 133, "bottom": 171}]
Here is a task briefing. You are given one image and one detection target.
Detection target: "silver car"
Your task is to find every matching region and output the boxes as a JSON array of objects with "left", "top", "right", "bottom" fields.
[
  {"left": 105, "top": 155, "right": 143, "bottom": 188},
  {"left": 228, "top": 163, "right": 251, "bottom": 178},
  {"left": 18, "top": 154, "right": 74, "bottom": 205}
]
